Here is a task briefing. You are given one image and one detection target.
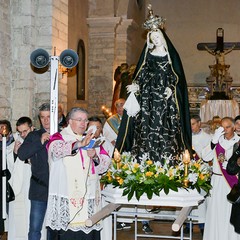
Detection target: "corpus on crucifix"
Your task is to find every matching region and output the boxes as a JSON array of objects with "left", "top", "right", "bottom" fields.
[{"left": 197, "top": 28, "right": 240, "bottom": 100}]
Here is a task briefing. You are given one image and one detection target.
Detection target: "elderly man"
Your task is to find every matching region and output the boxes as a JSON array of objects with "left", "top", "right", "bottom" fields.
[
  {"left": 203, "top": 117, "right": 240, "bottom": 240},
  {"left": 46, "top": 107, "right": 111, "bottom": 240}
]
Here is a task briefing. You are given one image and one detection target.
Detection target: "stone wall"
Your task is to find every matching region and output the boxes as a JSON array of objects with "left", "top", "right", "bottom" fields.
[
  {"left": 52, "top": 0, "right": 68, "bottom": 115},
  {"left": 0, "top": 1, "right": 11, "bottom": 119},
  {"left": 0, "top": 0, "right": 68, "bottom": 127},
  {"left": 10, "top": 0, "right": 53, "bottom": 127}
]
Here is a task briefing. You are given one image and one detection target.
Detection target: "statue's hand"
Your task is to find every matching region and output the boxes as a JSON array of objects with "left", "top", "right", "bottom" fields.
[
  {"left": 164, "top": 87, "right": 172, "bottom": 100},
  {"left": 126, "top": 83, "right": 139, "bottom": 94}
]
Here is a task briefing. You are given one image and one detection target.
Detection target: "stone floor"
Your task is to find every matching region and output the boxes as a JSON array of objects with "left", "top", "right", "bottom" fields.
[
  {"left": 0, "top": 221, "right": 203, "bottom": 240},
  {"left": 116, "top": 220, "right": 203, "bottom": 240}
]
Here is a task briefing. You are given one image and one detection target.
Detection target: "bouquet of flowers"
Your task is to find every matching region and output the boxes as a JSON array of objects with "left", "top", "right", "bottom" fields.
[{"left": 101, "top": 151, "right": 212, "bottom": 201}]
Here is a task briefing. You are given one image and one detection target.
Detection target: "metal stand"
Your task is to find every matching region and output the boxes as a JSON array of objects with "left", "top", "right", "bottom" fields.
[
  {"left": 112, "top": 206, "right": 194, "bottom": 240},
  {"left": 50, "top": 56, "right": 59, "bottom": 135}
]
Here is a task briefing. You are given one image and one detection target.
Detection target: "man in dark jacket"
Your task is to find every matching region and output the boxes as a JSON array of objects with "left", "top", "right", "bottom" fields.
[{"left": 18, "top": 103, "right": 55, "bottom": 240}]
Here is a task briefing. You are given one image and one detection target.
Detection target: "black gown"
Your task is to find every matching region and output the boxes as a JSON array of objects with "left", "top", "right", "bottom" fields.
[
  {"left": 116, "top": 29, "right": 192, "bottom": 164},
  {"left": 131, "top": 53, "right": 183, "bottom": 162}
]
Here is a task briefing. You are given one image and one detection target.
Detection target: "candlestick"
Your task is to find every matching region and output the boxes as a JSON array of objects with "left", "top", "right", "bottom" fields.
[
  {"left": 113, "top": 149, "right": 121, "bottom": 170},
  {"left": 182, "top": 149, "right": 190, "bottom": 188},
  {"left": 2, "top": 125, "right": 7, "bottom": 219},
  {"left": 101, "top": 105, "right": 112, "bottom": 118}
]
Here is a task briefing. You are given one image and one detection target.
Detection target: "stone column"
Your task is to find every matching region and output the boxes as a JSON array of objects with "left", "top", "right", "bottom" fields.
[
  {"left": 115, "top": 17, "right": 138, "bottom": 66},
  {"left": 87, "top": 17, "right": 121, "bottom": 116}
]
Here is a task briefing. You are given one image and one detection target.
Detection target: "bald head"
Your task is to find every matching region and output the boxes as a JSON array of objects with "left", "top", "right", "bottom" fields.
[{"left": 221, "top": 117, "right": 235, "bottom": 139}]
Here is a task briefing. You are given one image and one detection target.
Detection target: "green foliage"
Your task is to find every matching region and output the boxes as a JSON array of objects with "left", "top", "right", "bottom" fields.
[{"left": 101, "top": 152, "right": 212, "bottom": 201}]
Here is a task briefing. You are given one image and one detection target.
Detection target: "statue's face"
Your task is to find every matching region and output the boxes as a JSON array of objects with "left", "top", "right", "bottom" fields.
[{"left": 150, "top": 31, "right": 164, "bottom": 47}]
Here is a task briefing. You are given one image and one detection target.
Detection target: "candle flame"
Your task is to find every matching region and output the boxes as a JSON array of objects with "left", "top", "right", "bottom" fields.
[{"left": 183, "top": 149, "right": 190, "bottom": 163}]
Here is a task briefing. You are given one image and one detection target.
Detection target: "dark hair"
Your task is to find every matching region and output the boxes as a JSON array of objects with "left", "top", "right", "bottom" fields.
[
  {"left": 16, "top": 116, "right": 32, "bottom": 128},
  {"left": 39, "top": 103, "right": 50, "bottom": 112},
  {"left": 0, "top": 120, "right": 12, "bottom": 133},
  {"left": 88, "top": 116, "right": 102, "bottom": 124},
  {"left": 190, "top": 115, "right": 201, "bottom": 122},
  {"left": 235, "top": 115, "right": 240, "bottom": 123}
]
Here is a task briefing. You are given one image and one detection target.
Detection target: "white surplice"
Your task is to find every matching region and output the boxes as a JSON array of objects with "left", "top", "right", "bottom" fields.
[{"left": 203, "top": 133, "right": 240, "bottom": 240}]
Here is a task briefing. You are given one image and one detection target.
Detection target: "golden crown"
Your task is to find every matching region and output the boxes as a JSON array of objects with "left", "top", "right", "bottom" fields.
[{"left": 143, "top": 4, "right": 166, "bottom": 31}]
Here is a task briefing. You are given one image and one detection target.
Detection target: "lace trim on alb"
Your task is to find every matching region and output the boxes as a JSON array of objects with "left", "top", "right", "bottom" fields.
[{"left": 46, "top": 195, "right": 102, "bottom": 233}]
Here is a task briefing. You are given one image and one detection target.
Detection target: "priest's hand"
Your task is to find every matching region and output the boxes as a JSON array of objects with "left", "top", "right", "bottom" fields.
[
  {"left": 212, "top": 126, "right": 224, "bottom": 144},
  {"left": 78, "top": 130, "right": 94, "bottom": 148}
]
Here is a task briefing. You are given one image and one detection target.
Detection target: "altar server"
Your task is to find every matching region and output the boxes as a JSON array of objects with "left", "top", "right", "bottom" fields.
[{"left": 203, "top": 117, "right": 240, "bottom": 240}]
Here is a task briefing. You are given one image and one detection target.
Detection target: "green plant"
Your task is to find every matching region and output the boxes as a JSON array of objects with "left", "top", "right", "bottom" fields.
[{"left": 101, "top": 152, "right": 212, "bottom": 201}]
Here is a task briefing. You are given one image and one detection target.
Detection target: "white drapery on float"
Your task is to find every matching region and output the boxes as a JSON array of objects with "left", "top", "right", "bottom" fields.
[{"left": 86, "top": 185, "right": 204, "bottom": 240}]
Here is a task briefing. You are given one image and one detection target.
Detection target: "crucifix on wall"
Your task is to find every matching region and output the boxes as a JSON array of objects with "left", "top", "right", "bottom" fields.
[{"left": 197, "top": 28, "right": 240, "bottom": 99}]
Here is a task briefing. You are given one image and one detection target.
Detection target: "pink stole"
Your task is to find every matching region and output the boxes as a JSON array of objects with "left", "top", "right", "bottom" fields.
[{"left": 216, "top": 143, "right": 238, "bottom": 188}]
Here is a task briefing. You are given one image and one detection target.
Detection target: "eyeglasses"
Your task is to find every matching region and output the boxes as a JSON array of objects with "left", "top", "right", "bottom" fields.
[{"left": 71, "top": 118, "right": 89, "bottom": 124}]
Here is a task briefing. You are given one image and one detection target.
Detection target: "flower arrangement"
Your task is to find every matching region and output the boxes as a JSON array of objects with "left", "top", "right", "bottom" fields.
[{"left": 101, "top": 151, "right": 212, "bottom": 201}]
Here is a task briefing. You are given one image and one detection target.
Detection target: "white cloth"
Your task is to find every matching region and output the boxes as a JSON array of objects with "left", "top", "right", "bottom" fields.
[
  {"left": 192, "top": 129, "right": 212, "bottom": 159},
  {"left": 46, "top": 125, "right": 110, "bottom": 233},
  {"left": 8, "top": 160, "right": 32, "bottom": 240},
  {"left": 102, "top": 136, "right": 114, "bottom": 158},
  {"left": 203, "top": 133, "right": 240, "bottom": 240},
  {"left": 123, "top": 83, "right": 140, "bottom": 117},
  {"left": 100, "top": 195, "right": 112, "bottom": 240},
  {"left": 200, "top": 100, "right": 239, "bottom": 122},
  {"left": 2, "top": 140, "right": 15, "bottom": 233},
  {"left": 8, "top": 133, "right": 46, "bottom": 240},
  {"left": 103, "top": 116, "right": 120, "bottom": 145},
  {"left": 191, "top": 129, "right": 212, "bottom": 224}
]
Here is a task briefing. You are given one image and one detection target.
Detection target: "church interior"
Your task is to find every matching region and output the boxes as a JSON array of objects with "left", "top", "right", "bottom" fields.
[
  {"left": 1, "top": 0, "right": 240, "bottom": 126},
  {"left": 1, "top": 1, "right": 240, "bottom": 240}
]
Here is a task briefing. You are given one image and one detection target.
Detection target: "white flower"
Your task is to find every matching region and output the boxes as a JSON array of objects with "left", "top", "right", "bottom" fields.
[
  {"left": 188, "top": 173, "right": 198, "bottom": 184},
  {"left": 139, "top": 152, "right": 150, "bottom": 161}
]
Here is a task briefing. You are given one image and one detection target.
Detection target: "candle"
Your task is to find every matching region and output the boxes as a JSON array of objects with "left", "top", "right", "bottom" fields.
[
  {"left": 182, "top": 149, "right": 190, "bottom": 164},
  {"left": 2, "top": 126, "right": 7, "bottom": 219},
  {"left": 114, "top": 149, "right": 121, "bottom": 170},
  {"left": 182, "top": 149, "right": 190, "bottom": 187}
]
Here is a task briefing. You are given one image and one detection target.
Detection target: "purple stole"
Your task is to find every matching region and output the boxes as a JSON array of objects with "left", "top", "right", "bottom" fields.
[
  {"left": 193, "top": 152, "right": 200, "bottom": 161},
  {"left": 216, "top": 143, "right": 238, "bottom": 188}
]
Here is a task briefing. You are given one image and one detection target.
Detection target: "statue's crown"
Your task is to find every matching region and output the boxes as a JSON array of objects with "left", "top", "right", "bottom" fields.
[{"left": 143, "top": 4, "right": 166, "bottom": 31}]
